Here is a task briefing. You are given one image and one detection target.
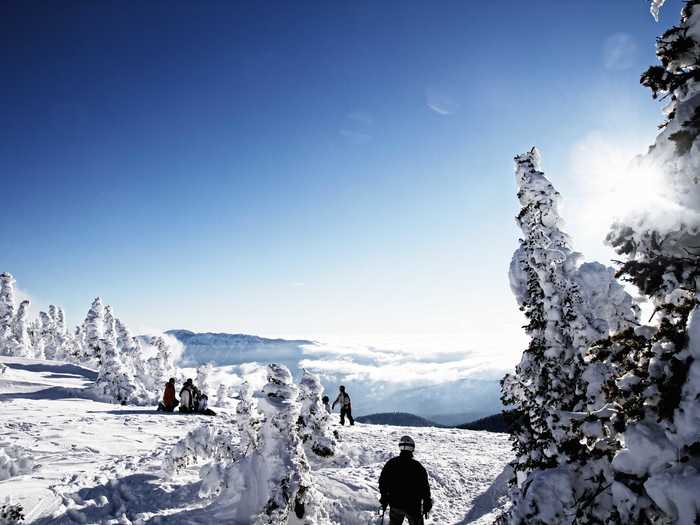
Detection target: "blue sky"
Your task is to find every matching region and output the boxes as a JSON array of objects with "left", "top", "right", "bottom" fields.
[{"left": 0, "top": 1, "right": 684, "bottom": 362}]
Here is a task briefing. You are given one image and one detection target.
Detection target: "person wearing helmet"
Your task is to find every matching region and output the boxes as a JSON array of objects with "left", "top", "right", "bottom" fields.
[
  {"left": 331, "top": 385, "right": 354, "bottom": 426},
  {"left": 378, "top": 435, "right": 432, "bottom": 524}
]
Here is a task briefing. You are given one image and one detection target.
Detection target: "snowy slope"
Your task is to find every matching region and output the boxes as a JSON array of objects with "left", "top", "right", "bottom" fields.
[{"left": 0, "top": 357, "right": 512, "bottom": 524}]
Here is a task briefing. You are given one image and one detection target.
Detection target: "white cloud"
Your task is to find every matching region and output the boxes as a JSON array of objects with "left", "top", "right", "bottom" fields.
[{"left": 426, "top": 86, "right": 459, "bottom": 115}]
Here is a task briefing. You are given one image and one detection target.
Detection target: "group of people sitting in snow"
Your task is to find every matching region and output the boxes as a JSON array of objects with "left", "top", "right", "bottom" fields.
[{"left": 156, "top": 377, "right": 216, "bottom": 416}]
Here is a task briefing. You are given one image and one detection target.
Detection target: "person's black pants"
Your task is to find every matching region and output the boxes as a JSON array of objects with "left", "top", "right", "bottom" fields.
[
  {"left": 340, "top": 406, "right": 354, "bottom": 425},
  {"left": 389, "top": 507, "right": 423, "bottom": 525}
]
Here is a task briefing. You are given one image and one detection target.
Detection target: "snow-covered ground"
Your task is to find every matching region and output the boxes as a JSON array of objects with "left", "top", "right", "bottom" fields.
[{"left": 0, "top": 357, "right": 512, "bottom": 524}]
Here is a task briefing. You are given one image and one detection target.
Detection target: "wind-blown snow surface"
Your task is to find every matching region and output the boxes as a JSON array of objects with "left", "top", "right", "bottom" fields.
[{"left": 0, "top": 357, "right": 511, "bottom": 524}]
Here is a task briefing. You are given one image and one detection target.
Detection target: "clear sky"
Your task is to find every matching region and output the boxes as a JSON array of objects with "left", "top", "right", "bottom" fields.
[{"left": 0, "top": 1, "right": 685, "bottom": 364}]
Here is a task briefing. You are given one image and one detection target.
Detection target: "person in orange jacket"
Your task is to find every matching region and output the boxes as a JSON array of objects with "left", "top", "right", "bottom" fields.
[{"left": 157, "top": 378, "right": 178, "bottom": 412}]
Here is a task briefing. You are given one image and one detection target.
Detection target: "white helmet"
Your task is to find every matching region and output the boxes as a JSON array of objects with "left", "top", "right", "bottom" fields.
[{"left": 398, "top": 435, "right": 415, "bottom": 451}]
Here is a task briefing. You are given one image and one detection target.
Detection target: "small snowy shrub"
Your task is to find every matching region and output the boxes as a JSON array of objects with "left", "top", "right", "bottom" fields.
[
  {"left": 0, "top": 500, "right": 24, "bottom": 525},
  {"left": 162, "top": 421, "right": 239, "bottom": 479},
  {"left": 0, "top": 446, "right": 33, "bottom": 481}
]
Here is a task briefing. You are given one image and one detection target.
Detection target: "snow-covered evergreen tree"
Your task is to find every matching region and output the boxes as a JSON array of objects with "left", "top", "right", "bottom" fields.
[
  {"left": 215, "top": 382, "right": 231, "bottom": 408},
  {"left": 115, "top": 318, "right": 149, "bottom": 395},
  {"left": 11, "top": 300, "right": 31, "bottom": 358},
  {"left": 38, "top": 311, "right": 54, "bottom": 360},
  {"left": 502, "top": 149, "right": 638, "bottom": 524},
  {"left": 145, "top": 336, "right": 176, "bottom": 400},
  {"left": 0, "top": 273, "right": 16, "bottom": 350},
  {"left": 102, "top": 305, "right": 117, "bottom": 347},
  {"left": 91, "top": 336, "right": 136, "bottom": 405},
  {"left": 83, "top": 297, "right": 104, "bottom": 363},
  {"left": 196, "top": 363, "right": 214, "bottom": 395},
  {"left": 211, "top": 365, "right": 332, "bottom": 524},
  {"left": 55, "top": 307, "right": 66, "bottom": 336},
  {"left": 236, "top": 381, "right": 263, "bottom": 453},
  {"left": 581, "top": 3, "right": 700, "bottom": 522},
  {"left": 26, "top": 319, "right": 41, "bottom": 358},
  {"left": 297, "top": 370, "right": 336, "bottom": 457}
]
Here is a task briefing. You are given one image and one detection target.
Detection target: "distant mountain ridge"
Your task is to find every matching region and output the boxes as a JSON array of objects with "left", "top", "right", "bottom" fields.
[
  {"left": 357, "top": 412, "right": 509, "bottom": 433},
  {"left": 165, "top": 329, "right": 314, "bottom": 368},
  {"left": 355, "top": 412, "right": 445, "bottom": 428},
  {"left": 166, "top": 329, "right": 313, "bottom": 347},
  {"left": 457, "top": 413, "right": 508, "bottom": 433}
]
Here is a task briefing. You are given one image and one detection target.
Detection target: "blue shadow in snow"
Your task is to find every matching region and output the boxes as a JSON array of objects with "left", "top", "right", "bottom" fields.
[
  {"left": 32, "top": 473, "right": 203, "bottom": 525},
  {"left": 3, "top": 362, "right": 97, "bottom": 381}
]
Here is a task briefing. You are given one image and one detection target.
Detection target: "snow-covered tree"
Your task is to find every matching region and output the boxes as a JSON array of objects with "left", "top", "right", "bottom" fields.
[
  {"left": 55, "top": 307, "right": 66, "bottom": 336},
  {"left": 91, "top": 336, "right": 136, "bottom": 405},
  {"left": 38, "top": 311, "right": 54, "bottom": 360},
  {"left": 502, "top": 149, "right": 638, "bottom": 524},
  {"left": 196, "top": 363, "right": 214, "bottom": 396},
  {"left": 115, "top": 318, "right": 149, "bottom": 392},
  {"left": 10, "top": 300, "right": 31, "bottom": 358},
  {"left": 83, "top": 297, "right": 104, "bottom": 363},
  {"left": 0, "top": 501, "right": 25, "bottom": 525},
  {"left": 0, "top": 273, "right": 16, "bottom": 349},
  {"left": 236, "top": 381, "right": 263, "bottom": 453},
  {"left": 579, "top": 3, "right": 700, "bottom": 522},
  {"left": 146, "top": 336, "right": 176, "bottom": 400},
  {"left": 102, "top": 305, "right": 117, "bottom": 347},
  {"left": 210, "top": 365, "right": 332, "bottom": 524},
  {"left": 297, "top": 370, "right": 336, "bottom": 457},
  {"left": 215, "top": 382, "right": 232, "bottom": 408},
  {"left": 26, "top": 319, "right": 41, "bottom": 357}
]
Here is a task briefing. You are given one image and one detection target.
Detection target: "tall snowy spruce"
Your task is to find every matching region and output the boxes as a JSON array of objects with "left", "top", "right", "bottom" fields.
[
  {"left": 502, "top": 149, "right": 638, "bottom": 524},
  {"left": 11, "top": 300, "right": 31, "bottom": 358},
  {"left": 196, "top": 363, "right": 214, "bottom": 396},
  {"left": 91, "top": 333, "right": 137, "bottom": 405},
  {"left": 212, "top": 365, "right": 332, "bottom": 524},
  {"left": 583, "top": 2, "right": 700, "bottom": 522},
  {"left": 0, "top": 273, "right": 16, "bottom": 350},
  {"left": 297, "top": 370, "right": 336, "bottom": 457},
  {"left": 83, "top": 297, "right": 104, "bottom": 363},
  {"left": 146, "top": 336, "right": 176, "bottom": 398}
]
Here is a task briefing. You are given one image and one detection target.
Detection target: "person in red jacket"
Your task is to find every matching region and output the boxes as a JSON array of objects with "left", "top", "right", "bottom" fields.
[{"left": 157, "top": 378, "right": 178, "bottom": 412}]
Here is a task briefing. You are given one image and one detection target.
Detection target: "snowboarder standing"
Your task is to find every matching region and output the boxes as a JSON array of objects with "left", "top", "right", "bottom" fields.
[
  {"left": 379, "top": 435, "right": 432, "bottom": 525},
  {"left": 331, "top": 385, "right": 354, "bottom": 425}
]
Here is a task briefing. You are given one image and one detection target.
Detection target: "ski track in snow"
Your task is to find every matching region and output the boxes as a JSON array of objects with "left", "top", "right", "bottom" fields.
[{"left": 0, "top": 357, "right": 512, "bottom": 524}]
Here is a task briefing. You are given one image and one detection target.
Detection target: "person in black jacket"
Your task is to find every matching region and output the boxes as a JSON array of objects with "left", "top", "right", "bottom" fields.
[
  {"left": 378, "top": 435, "right": 432, "bottom": 524},
  {"left": 331, "top": 385, "right": 354, "bottom": 426}
]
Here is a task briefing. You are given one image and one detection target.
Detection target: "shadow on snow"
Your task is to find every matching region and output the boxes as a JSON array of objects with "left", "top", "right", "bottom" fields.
[
  {"left": 2, "top": 362, "right": 98, "bottom": 381},
  {"left": 32, "top": 474, "right": 204, "bottom": 525}
]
